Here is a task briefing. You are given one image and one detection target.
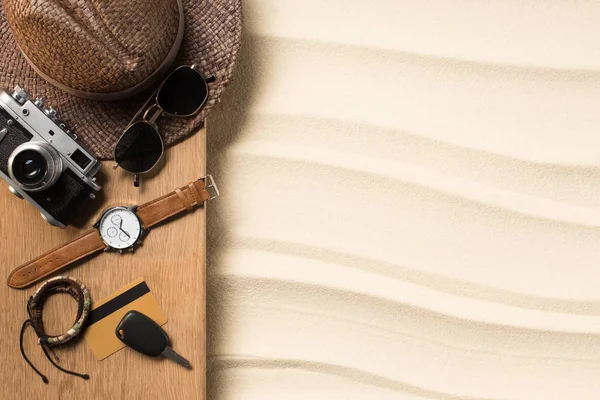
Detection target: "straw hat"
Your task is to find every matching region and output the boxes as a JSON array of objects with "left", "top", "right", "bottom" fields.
[{"left": 0, "top": 0, "right": 242, "bottom": 159}]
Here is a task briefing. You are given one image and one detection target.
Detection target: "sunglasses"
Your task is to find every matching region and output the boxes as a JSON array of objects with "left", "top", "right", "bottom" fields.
[{"left": 113, "top": 65, "right": 215, "bottom": 187}]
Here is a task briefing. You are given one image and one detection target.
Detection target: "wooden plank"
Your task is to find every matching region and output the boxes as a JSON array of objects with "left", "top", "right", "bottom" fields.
[{"left": 0, "top": 127, "right": 206, "bottom": 399}]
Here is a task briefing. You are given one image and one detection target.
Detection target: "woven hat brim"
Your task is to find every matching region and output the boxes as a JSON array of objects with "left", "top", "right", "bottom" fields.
[{"left": 0, "top": 0, "right": 242, "bottom": 160}]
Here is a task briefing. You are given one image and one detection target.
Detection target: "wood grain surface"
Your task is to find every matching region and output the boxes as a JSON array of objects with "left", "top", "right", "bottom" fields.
[{"left": 0, "top": 127, "right": 206, "bottom": 399}]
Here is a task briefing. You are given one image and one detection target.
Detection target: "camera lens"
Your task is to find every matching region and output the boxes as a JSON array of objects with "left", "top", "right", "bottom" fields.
[
  {"left": 24, "top": 159, "right": 41, "bottom": 178},
  {"left": 8, "top": 143, "right": 62, "bottom": 192},
  {"left": 12, "top": 150, "right": 47, "bottom": 184}
]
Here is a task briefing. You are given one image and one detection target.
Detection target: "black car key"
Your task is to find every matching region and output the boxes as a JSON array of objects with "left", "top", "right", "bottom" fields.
[{"left": 116, "top": 310, "right": 192, "bottom": 369}]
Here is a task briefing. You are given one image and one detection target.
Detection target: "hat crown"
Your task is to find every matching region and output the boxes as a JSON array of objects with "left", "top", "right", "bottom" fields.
[{"left": 3, "top": 0, "right": 182, "bottom": 99}]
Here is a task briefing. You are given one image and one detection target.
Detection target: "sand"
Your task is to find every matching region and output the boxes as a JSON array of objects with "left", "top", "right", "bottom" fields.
[{"left": 206, "top": 1, "right": 600, "bottom": 398}]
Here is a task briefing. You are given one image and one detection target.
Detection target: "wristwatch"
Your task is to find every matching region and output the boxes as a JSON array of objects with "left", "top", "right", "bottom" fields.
[{"left": 7, "top": 175, "right": 219, "bottom": 289}]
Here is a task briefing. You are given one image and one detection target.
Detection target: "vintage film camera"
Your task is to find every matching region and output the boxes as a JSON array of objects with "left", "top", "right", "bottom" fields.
[{"left": 0, "top": 86, "right": 102, "bottom": 228}]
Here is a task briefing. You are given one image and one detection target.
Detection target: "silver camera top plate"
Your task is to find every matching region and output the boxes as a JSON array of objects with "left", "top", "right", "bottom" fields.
[{"left": 0, "top": 89, "right": 102, "bottom": 191}]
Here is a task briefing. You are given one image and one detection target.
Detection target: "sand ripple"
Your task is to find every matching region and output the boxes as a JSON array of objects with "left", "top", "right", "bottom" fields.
[{"left": 207, "top": 1, "right": 600, "bottom": 398}]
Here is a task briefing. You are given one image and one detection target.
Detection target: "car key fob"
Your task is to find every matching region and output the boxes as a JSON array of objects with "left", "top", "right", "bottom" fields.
[{"left": 116, "top": 310, "right": 192, "bottom": 369}]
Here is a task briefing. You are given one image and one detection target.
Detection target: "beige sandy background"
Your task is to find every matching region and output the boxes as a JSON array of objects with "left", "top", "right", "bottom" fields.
[{"left": 206, "top": 1, "right": 600, "bottom": 398}]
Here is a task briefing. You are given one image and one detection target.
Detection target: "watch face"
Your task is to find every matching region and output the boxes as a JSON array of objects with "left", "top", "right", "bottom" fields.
[{"left": 99, "top": 207, "right": 142, "bottom": 249}]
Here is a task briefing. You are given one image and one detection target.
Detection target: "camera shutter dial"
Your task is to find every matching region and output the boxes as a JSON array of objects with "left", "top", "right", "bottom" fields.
[{"left": 11, "top": 86, "right": 30, "bottom": 105}]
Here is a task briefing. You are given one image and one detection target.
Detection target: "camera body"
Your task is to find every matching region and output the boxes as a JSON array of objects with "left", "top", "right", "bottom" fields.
[{"left": 0, "top": 86, "right": 102, "bottom": 228}]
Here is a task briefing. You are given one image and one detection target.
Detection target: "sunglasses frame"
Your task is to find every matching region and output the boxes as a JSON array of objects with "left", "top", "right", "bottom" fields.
[
  {"left": 116, "top": 120, "right": 165, "bottom": 175},
  {"left": 113, "top": 65, "right": 215, "bottom": 185}
]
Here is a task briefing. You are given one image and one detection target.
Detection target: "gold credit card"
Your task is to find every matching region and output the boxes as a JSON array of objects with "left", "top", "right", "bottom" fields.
[{"left": 84, "top": 278, "right": 167, "bottom": 360}]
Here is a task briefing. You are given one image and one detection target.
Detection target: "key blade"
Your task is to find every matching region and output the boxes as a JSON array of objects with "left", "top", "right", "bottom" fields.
[{"left": 161, "top": 346, "right": 193, "bottom": 370}]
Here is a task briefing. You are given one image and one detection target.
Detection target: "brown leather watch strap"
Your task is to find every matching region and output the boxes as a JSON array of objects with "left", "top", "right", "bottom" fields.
[
  {"left": 137, "top": 177, "right": 213, "bottom": 228},
  {"left": 7, "top": 229, "right": 106, "bottom": 289}
]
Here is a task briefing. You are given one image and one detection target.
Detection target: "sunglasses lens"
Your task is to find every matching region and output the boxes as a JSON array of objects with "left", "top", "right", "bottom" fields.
[
  {"left": 115, "top": 122, "right": 163, "bottom": 173},
  {"left": 157, "top": 67, "right": 208, "bottom": 116}
]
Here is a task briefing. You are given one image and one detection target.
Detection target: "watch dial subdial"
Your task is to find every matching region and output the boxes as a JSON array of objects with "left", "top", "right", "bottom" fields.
[
  {"left": 111, "top": 215, "right": 122, "bottom": 225},
  {"left": 107, "top": 227, "right": 118, "bottom": 238},
  {"left": 119, "top": 232, "right": 130, "bottom": 242}
]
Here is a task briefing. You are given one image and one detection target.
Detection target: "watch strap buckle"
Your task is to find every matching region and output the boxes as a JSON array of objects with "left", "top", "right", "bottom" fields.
[{"left": 203, "top": 174, "right": 219, "bottom": 200}]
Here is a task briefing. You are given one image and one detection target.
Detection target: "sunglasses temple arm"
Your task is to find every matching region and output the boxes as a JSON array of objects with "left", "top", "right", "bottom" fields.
[{"left": 134, "top": 174, "right": 140, "bottom": 188}]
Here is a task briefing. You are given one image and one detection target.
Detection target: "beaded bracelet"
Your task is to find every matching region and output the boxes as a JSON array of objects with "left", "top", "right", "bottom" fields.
[{"left": 19, "top": 276, "right": 91, "bottom": 384}]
